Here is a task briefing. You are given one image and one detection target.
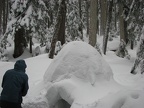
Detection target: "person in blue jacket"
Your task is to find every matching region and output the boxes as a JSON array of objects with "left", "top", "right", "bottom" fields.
[{"left": 0, "top": 59, "right": 29, "bottom": 108}]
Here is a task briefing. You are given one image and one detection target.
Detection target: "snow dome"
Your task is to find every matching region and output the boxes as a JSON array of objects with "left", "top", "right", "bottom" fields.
[
  {"left": 44, "top": 41, "right": 114, "bottom": 108},
  {"left": 44, "top": 41, "right": 113, "bottom": 85}
]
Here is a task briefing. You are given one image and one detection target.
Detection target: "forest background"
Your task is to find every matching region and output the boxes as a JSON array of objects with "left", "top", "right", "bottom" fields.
[{"left": 0, "top": 0, "right": 144, "bottom": 74}]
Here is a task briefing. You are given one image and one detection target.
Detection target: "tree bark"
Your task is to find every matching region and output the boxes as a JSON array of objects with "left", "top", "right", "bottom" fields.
[
  {"left": 0, "top": 0, "right": 4, "bottom": 35},
  {"left": 13, "top": 27, "right": 26, "bottom": 58},
  {"left": 113, "top": 0, "right": 117, "bottom": 31},
  {"left": 89, "top": 0, "right": 98, "bottom": 47},
  {"left": 103, "top": 0, "right": 113, "bottom": 55},
  {"left": 2, "top": 0, "right": 8, "bottom": 34},
  {"left": 130, "top": 40, "right": 134, "bottom": 50},
  {"left": 78, "top": 0, "right": 83, "bottom": 39},
  {"left": 57, "top": 0, "right": 66, "bottom": 45},
  {"left": 5, "top": 0, "right": 9, "bottom": 32},
  {"left": 85, "top": 0, "right": 89, "bottom": 36},
  {"left": 100, "top": 0, "right": 107, "bottom": 36},
  {"left": 119, "top": 2, "right": 128, "bottom": 44},
  {"left": 29, "top": 36, "right": 32, "bottom": 53},
  {"left": 49, "top": 0, "right": 66, "bottom": 59}
]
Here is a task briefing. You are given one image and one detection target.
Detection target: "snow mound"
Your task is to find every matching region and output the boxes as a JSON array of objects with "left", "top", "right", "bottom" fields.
[
  {"left": 95, "top": 90, "right": 144, "bottom": 108},
  {"left": 45, "top": 75, "right": 124, "bottom": 108},
  {"left": 44, "top": 41, "right": 113, "bottom": 85}
]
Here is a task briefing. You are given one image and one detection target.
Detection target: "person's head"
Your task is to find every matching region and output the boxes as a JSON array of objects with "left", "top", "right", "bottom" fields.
[{"left": 14, "top": 59, "right": 27, "bottom": 72}]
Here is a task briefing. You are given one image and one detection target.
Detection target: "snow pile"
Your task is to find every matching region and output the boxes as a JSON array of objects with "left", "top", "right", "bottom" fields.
[
  {"left": 95, "top": 90, "right": 144, "bottom": 108},
  {"left": 44, "top": 41, "right": 122, "bottom": 108},
  {"left": 44, "top": 41, "right": 113, "bottom": 84},
  {"left": 71, "top": 90, "right": 144, "bottom": 108},
  {"left": 44, "top": 41, "right": 144, "bottom": 108},
  {"left": 46, "top": 76, "right": 124, "bottom": 108}
]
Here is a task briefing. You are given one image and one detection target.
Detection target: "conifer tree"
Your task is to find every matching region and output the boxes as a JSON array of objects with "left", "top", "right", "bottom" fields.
[
  {"left": 115, "top": 39, "right": 130, "bottom": 59},
  {"left": 1, "top": 0, "right": 49, "bottom": 57},
  {"left": 131, "top": 26, "right": 144, "bottom": 74},
  {"left": 49, "top": 0, "right": 66, "bottom": 59}
]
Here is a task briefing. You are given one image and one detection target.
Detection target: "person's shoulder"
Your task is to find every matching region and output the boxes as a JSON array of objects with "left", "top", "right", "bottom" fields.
[
  {"left": 21, "top": 72, "right": 29, "bottom": 80},
  {"left": 5, "top": 69, "right": 14, "bottom": 74}
]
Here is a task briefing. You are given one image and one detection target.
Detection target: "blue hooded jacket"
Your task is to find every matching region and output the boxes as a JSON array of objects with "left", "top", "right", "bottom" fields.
[{"left": 0, "top": 60, "right": 29, "bottom": 103}]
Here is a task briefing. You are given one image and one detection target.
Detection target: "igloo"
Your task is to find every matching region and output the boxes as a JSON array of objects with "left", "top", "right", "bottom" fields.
[
  {"left": 44, "top": 41, "right": 113, "bottom": 108},
  {"left": 44, "top": 41, "right": 113, "bottom": 84}
]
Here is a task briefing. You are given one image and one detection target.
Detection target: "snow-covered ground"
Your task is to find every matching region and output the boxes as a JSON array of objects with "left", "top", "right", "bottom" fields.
[{"left": 0, "top": 40, "right": 144, "bottom": 108}]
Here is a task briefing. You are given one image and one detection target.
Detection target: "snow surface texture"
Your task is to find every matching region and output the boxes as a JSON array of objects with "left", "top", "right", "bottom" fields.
[
  {"left": 44, "top": 41, "right": 113, "bottom": 84},
  {"left": 44, "top": 41, "right": 126, "bottom": 108},
  {"left": 1, "top": 41, "right": 144, "bottom": 108}
]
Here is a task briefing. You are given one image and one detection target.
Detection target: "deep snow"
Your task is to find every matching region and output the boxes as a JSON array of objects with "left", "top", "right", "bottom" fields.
[{"left": 0, "top": 41, "right": 144, "bottom": 108}]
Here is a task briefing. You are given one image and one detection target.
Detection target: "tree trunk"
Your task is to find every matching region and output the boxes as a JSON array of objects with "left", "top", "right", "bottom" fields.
[
  {"left": 49, "top": 0, "right": 66, "bottom": 59},
  {"left": 89, "top": 0, "right": 98, "bottom": 47},
  {"left": 79, "top": 0, "right": 83, "bottom": 39},
  {"left": 2, "top": 0, "right": 8, "bottom": 34},
  {"left": 119, "top": 2, "right": 128, "bottom": 44},
  {"left": 114, "top": 0, "right": 117, "bottom": 31},
  {"left": 103, "top": 0, "right": 113, "bottom": 55},
  {"left": 29, "top": 36, "right": 32, "bottom": 53},
  {"left": 100, "top": 0, "right": 107, "bottom": 36},
  {"left": 2, "top": 0, "right": 6, "bottom": 34},
  {"left": 5, "top": 0, "right": 9, "bottom": 31},
  {"left": 0, "top": 0, "right": 4, "bottom": 35},
  {"left": 85, "top": 0, "right": 89, "bottom": 35},
  {"left": 57, "top": 0, "right": 66, "bottom": 45},
  {"left": 13, "top": 27, "right": 26, "bottom": 58},
  {"left": 130, "top": 40, "right": 134, "bottom": 50}
]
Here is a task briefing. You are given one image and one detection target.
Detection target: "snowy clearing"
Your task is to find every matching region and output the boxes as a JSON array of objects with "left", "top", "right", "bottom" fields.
[{"left": 0, "top": 41, "right": 144, "bottom": 108}]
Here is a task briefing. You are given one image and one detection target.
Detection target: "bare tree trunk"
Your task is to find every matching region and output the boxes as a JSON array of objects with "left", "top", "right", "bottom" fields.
[
  {"left": 5, "top": 0, "right": 9, "bottom": 30},
  {"left": 130, "top": 40, "right": 134, "bottom": 50},
  {"left": 57, "top": 0, "right": 66, "bottom": 45},
  {"left": 89, "top": 0, "right": 98, "bottom": 47},
  {"left": 2, "top": 0, "right": 6, "bottom": 34},
  {"left": 103, "top": 0, "right": 113, "bottom": 55},
  {"left": 13, "top": 27, "right": 26, "bottom": 58},
  {"left": 100, "top": 0, "right": 107, "bottom": 36},
  {"left": 29, "top": 36, "right": 32, "bottom": 53},
  {"left": 114, "top": 0, "right": 117, "bottom": 31},
  {"left": 49, "top": 0, "right": 66, "bottom": 59},
  {"left": 0, "top": 0, "right": 4, "bottom": 35},
  {"left": 119, "top": 2, "right": 127, "bottom": 43},
  {"left": 85, "top": 0, "right": 89, "bottom": 35},
  {"left": 2, "top": 0, "right": 8, "bottom": 34},
  {"left": 79, "top": 0, "right": 83, "bottom": 39}
]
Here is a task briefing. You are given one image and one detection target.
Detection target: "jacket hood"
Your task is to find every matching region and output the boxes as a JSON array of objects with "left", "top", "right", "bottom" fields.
[{"left": 14, "top": 59, "right": 27, "bottom": 72}]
